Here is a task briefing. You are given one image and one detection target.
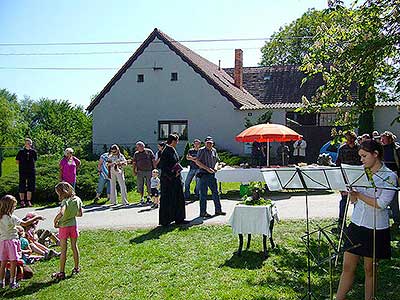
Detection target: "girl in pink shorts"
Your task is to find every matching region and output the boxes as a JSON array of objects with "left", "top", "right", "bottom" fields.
[
  {"left": 52, "top": 182, "right": 83, "bottom": 281},
  {"left": 0, "top": 195, "right": 44, "bottom": 289}
]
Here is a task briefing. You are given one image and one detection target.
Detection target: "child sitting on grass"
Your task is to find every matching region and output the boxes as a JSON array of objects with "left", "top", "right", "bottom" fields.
[
  {"left": 36, "top": 228, "right": 60, "bottom": 248},
  {"left": 22, "top": 213, "right": 60, "bottom": 260},
  {"left": 150, "top": 169, "right": 160, "bottom": 209},
  {"left": 51, "top": 182, "right": 83, "bottom": 281},
  {"left": 0, "top": 195, "right": 44, "bottom": 289},
  {"left": 16, "top": 226, "right": 44, "bottom": 264}
]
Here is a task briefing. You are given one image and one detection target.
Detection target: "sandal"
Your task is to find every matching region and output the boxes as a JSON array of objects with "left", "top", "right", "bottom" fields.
[
  {"left": 27, "top": 201, "right": 33, "bottom": 207},
  {"left": 71, "top": 267, "right": 80, "bottom": 275},
  {"left": 51, "top": 272, "right": 65, "bottom": 281},
  {"left": 20, "top": 201, "right": 26, "bottom": 208}
]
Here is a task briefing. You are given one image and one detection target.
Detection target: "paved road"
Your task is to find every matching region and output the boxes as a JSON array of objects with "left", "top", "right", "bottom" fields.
[{"left": 14, "top": 191, "right": 350, "bottom": 231}]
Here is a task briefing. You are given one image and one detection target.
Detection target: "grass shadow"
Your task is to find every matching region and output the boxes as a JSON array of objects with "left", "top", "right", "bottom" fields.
[
  {"left": 177, "top": 217, "right": 204, "bottom": 230},
  {"left": 129, "top": 225, "right": 176, "bottom": 244},
  {"left": 220, "top": 251, "right": 266, "bottom": 270},
  {"left": 0, "top": 277, "right": 72, "bottom": 298}
]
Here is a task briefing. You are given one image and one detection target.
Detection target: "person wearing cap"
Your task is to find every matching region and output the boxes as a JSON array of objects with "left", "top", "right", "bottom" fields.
[
  {"left": 59, "top": 148, "right": 81, "bottom": 189},
  {"left": 361, "top": 133, "right": 371, "bottom": 143},
  {"left": 381, "top": 131, "right": 400, "bottom": 229},
  {"left": 132, "top": 141, "right": 156, "bottom": 205},
  {"left": 372, "top": 131, "right": 381, "bottom": 143},
  {"left": 184, "top": 139, "right": 201, "bottom": 200},
  {"left": 16, "top": 138, "right": 38, "bottom": 207},
  {"left": 195, "top": 136, "right": 226, "bottom": 218},
  {"left": 335, "top": 131, "right": 362, "bottom": 232}
]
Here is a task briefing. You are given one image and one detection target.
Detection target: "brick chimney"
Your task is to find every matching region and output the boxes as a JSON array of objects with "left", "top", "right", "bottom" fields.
[{"left": 234, "top": 49, "right": 243, "bottom": 90}]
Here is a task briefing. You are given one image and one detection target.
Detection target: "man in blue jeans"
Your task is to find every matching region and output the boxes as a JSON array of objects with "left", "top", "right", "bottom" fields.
[
  {"left": 195, "top": 136, "right": 226, "bottom": 218},
  {"left": 184, "top": 139, "right": 201, "bottom": 200}
]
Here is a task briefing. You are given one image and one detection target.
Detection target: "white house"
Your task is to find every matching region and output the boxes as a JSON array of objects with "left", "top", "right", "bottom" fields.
[
  {"left": 87, "top": 28, "right": 265, "bottom": 155},
  {"left": 87, "top": 28, "right": 400, "bottom": 162}
]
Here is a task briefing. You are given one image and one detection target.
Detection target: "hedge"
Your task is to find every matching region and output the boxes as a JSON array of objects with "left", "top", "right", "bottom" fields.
[{"left": 0, "top": 155, "right": 136, "bottom": 204}]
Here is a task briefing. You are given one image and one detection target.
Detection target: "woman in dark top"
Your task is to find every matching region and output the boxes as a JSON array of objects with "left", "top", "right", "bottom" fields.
[
  {"left": 158, "top": 134, "right": 186, "bottom": 226},
  {"left": 16, "top": 138, "right": 38, "bottom": 207}
]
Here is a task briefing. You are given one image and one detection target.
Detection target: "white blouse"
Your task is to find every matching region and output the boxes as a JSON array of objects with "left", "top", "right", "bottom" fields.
[{"left": 352, "top": 164, "right": 398, "bottom": 230}]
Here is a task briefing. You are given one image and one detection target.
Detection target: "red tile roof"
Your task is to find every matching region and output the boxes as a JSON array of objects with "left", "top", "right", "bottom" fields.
[{"left": 87, "top": 28, "right": 264, "bottom": 112}]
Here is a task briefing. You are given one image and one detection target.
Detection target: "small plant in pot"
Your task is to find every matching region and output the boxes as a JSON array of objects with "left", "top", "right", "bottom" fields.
[{"left": 241, "top": 187, "right": 272, "bottom": 206}]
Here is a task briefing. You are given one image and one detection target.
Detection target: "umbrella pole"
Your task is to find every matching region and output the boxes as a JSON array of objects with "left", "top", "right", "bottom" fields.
[{"left": 267, "top": 141, "right": 270, "bottom": 167}]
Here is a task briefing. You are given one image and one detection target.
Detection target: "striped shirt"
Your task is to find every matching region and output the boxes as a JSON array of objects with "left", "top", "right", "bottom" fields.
[{"left": 99, "top": 152, "right": 109, "bottom": 179}]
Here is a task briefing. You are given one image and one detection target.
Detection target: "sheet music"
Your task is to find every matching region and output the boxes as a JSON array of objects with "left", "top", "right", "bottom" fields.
[
  {"left": 300, "top": 166, "right": 347, "bottom": 191},
  {"left": 341, "top": 164, "right": 373, "bottom": 188},
  {"left": 324, "top": 168, "right": 348, "bottom": 191},
  {"left": 262, "top": 168, "right": 303, "bottom": 191}
]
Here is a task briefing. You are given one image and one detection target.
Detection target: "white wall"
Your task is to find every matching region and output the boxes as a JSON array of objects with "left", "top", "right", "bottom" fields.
[
  {"left": 374, "top": 106, "right": 400, "bottom": 136},
  {"left": 92, "top": 37, "right": 253, "bottom": 155}
]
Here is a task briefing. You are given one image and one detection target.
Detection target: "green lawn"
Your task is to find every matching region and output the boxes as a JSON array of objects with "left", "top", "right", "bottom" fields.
[{"left": 2, "top": 221, "right": 400, "bottom": 300}]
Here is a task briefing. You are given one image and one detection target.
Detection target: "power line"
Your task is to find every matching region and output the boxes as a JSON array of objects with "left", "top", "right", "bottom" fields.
[
  {"left": 0, "top": 36, "right": 314, "bottom": 47},
  {"left": 0, "top": 47, "right": 260, "bottom": 56},
  {"left": 0, "top": 67, "right": 119, "bottom": 70}
]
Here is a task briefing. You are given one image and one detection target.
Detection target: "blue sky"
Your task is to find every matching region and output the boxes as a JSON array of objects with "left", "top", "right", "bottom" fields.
[{"left": 0, "top": 0, "right": 347, "bottom": 108}]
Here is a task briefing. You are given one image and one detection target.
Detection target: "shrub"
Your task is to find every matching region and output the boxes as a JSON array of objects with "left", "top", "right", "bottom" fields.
[
  {"left": 0, "top": 155, "right": 136, "bottom": 204},
  {"left": 218, "top": 150, "right": 250, "bottom": 166},
  {"left": 180, "top": 142, "right": 191, "bottom": 167}
]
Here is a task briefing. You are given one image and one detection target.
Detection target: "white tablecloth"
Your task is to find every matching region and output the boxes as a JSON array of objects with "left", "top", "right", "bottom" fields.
[
  {"left": 181, "top": 167, "right": 265, "bottom": 183},
  {"left": 229, "top": 205, "right": 273, "bottom": 236}
]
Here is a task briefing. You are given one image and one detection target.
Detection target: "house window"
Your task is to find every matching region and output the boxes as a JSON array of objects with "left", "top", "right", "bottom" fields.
[
  {"left": 137, "top": 74, "right": 144, "bottom": 82},
  {"left": 319, "top": 113, "right": 336, "bottom": 126},
  {"left": 171, "top": 72, "right": 178, "bottom": 81},
  {"left": 158, "top": 120, "right": 188, "bottom": 140}
]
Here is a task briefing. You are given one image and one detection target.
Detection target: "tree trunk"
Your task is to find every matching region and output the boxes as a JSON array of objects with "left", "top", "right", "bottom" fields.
[{"left": 358, "top": 84, "right": 375, "bottom": 135}]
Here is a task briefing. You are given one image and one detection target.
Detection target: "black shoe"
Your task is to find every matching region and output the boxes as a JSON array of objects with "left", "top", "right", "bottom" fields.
[
  {"left": 215, "top": 211, "right": 226, "bottom": 216},
  {"left": 176, "top": 220, "right": 190, "bottom": 225},
  {"left": 200, "top": 212, "right": 212, "bottom": 218}
]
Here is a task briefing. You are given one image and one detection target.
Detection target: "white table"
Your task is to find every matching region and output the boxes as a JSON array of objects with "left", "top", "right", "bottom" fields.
[
  {"left": 229, "top": 204, "right": 276, "bottom": 257},
  {"left": 181, "top": 167, "right": 265, "bottom": 183},
  {"left": 181, "top": 167, "right": 266, "bottom": 195}
]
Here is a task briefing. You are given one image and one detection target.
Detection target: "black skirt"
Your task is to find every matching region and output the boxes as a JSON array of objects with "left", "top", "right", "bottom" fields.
[{"left": 343, "top": 222, "right": 391, "bottom": 259}]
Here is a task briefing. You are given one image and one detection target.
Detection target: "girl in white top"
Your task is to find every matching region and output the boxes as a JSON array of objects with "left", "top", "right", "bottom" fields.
[
  {"left": 107, "top": 144, "right": 129, "bottom": 205},
  {"left": 0, "top": 195, "right": 44, "bottom": 289},
  {"left": 336, "top": 140, "right": 397, "bottom": 300}
]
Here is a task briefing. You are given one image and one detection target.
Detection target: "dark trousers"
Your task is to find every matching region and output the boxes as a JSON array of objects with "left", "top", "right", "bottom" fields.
[{"left": 199, "top": 173, "right": 222, "bottom": 215}]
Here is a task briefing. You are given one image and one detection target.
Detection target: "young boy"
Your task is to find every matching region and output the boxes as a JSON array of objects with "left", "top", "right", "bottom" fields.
[{"left": 150, "top": 169, "right": 160, "bottom": 209}]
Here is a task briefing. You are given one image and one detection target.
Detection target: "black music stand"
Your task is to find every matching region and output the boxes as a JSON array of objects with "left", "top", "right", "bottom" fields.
[
  {"left": 340, "top": 164, "right": 398, "bottom": 300},
  {"left": 263, "top": 166, "right": 347, "bottom": 300}
]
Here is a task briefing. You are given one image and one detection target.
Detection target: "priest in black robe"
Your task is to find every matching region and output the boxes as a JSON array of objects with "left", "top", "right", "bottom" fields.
[{"left": 158, "top": 133, "right": 186, "bottom": 226}]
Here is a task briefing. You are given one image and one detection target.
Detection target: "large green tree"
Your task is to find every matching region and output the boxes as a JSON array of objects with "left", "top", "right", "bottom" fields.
[
  {"left": 260, "top": 9, "right": 332, "bottom": 66},
  {"left": 0, "top": 88, "right": 93, "bottom": 157},
  {"left": 0, "top": 95, "right": 16, "bottom": 147},
  {"left": 0, "top": 89, "right": 21, "bottom": 146},
  {"left": 300, "top": 0, "right": 399, "bottom": 132},
  {"left": 21, "top": 98, "right": 93, "bottom": 155}
]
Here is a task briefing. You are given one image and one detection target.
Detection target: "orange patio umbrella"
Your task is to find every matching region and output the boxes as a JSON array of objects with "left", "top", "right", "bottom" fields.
[{"left": 235, "top": 123, "right": 302, "bottom": 166}]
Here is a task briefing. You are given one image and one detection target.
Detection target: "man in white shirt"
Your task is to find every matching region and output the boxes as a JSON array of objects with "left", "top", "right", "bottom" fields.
[{"left": 292, "top": 138, "right": 307, "bottom": 164}]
